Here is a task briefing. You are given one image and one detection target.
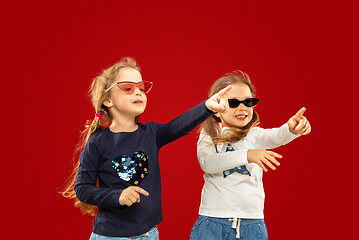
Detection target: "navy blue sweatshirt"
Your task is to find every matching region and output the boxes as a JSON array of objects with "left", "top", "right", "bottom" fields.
[{"left": 75, "top": 101, "right": 214, "bottom": 237}]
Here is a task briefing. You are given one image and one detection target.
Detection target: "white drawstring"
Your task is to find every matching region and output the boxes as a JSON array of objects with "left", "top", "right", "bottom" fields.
[
  {"left": 231, "top": 217, "right": 237, "bottom": 228},
  {"left": 229, "top": 218, "right": 241, "bottom": 238}
]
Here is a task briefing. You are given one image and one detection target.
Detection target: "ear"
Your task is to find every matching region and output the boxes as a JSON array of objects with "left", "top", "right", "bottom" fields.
[{"left": 103, "top": 98, "right": 113, "bottom": 108}]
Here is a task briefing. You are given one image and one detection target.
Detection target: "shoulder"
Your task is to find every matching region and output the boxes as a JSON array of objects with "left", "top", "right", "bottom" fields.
[
  {"left": 80, "top": 129, "right": 109, "bottom": 157},
  {"left": 138, "top": 121, "right": 160, "bottom": 131},
  {"left": 88, "top": 128, "right": 108, "bottom": 142},
  {"left": 140, "top": 121, "right": 159, "bottom": 127},
  {"left": 197, "top": 129, "right": 215, "bottom": 147},
  {"left": 85, "top": 128, "right": 111, "bottom": 151},
  {"left": 198, "top": 129, "right": 210, "bottom": 141}
]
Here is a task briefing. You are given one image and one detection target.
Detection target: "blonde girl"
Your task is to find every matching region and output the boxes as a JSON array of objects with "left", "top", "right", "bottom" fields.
[
  {"left": 61, "top": 57, "right": 231, "bottom": 240},
  {"left": 190, "top": 71, "right": 311, "bottom": 240}
]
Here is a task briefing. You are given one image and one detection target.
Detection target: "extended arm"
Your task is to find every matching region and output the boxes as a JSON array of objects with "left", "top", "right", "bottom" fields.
[
  {"left": 249, "top": 124, "right": 299, "bottom": 150},
  {"left": 157, "top": 86, "right": 232, "bottom": 148},
  {"left": 251, "top": 107, "right": 311, "bottom": 149}
]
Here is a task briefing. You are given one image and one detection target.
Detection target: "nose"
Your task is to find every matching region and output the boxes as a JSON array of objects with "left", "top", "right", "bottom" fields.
[
  {"left": 237, "top": 103, "right": 247, "bottom": 110},
  {"left": 133, "top": 87, "right": 142, "bottom": 95}
]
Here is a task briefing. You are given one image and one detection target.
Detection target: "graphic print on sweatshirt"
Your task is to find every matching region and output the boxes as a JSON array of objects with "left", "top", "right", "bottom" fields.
[
  {"left": 112, "top": 151, "right": 149, "bottom": 185},
  {"left": 223, "top": 144, "right": 251, "bottom": 178}
]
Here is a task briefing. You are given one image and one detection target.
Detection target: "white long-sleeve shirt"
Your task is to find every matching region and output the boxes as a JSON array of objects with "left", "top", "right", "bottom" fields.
[{"left": 197, "top": 123, "right": 299, "bottom": 219}]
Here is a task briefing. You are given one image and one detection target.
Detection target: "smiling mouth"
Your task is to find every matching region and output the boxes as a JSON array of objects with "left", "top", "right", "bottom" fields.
[
  {"left": 235, "top": 114, "right": 247, "bottom": 120},
  {"left": 133, "top": 100, "right": 143, "bottom": 104}
]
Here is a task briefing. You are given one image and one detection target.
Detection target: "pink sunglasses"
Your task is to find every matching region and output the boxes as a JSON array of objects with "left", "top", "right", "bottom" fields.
[{"left": 105, "top": 81, "right": 153, "bottom": 95}]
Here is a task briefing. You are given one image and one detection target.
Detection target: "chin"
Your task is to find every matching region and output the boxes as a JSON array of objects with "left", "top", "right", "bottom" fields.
[
  {"left": 135, "top": 109, "right": 146, "bottom": 115},
  {"left": 235, "top": 122, "right": 251, "bottom": 128}
]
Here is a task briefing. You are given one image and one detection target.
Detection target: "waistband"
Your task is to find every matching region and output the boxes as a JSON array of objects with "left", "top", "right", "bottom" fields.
[
  {"left": 200, "top": 215, "right": 264, "bottom": 226},
  {"left": 199, "top": 215, "right": 265, "bottom": 239}
]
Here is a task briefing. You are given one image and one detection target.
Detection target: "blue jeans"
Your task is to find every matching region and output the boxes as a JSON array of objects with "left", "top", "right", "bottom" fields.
[
  {"left": 89, "top": 226, "right": 159, "bottom": 240},
  {"left": 190, "top": 215, "right": 268, "bottom": 240}
]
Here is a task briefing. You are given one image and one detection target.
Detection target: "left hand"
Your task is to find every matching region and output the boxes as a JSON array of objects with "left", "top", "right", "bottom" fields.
[
  {"left": 288, "top": 107, "right": 311, "bottom": 135},
  {"left": 205, "top": 85, "right": 232, "bottom": 113},
  {"left": 247, "top": 149, "right": 282, "bottom": 172}
]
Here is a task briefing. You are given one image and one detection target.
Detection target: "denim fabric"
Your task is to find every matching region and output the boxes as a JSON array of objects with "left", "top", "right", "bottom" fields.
[
  {"left": 89, "top": 226, "right": 159, "bottom": 240},
  {"left": 190, "top": 216, "right": 268, "bottom": 240}
]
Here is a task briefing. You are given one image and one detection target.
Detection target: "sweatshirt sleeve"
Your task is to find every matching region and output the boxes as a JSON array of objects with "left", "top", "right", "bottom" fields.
[
  {"left": 249, "top": 123, "right": 299, "bottom": 149},
  {"left": 75, "top": 139, "right": 122, "bottom": 208},
  {"left": 197, "top": 133, "right": 249, "bottom": 174},
  {"left": 156, "top": 101, "right": 214, "bottom": 148}
]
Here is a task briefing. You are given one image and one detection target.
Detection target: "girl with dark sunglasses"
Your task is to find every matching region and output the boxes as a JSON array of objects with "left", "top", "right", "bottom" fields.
[
  {"left": 60, "top": 57, "right": 232, "bottom": 240},
  {"left": 190, "top": 70, "right": 311, "bottom": 240}
]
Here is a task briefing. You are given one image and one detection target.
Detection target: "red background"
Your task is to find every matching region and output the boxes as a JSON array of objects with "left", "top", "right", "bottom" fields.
[{"left": 2, "top": 0, "right": 358, "bottom": 239}]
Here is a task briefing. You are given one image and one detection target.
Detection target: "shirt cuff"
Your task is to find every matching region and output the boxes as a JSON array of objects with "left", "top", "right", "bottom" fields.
[{"left": 238, "top": 149, "right": 249, "bottom": 165}]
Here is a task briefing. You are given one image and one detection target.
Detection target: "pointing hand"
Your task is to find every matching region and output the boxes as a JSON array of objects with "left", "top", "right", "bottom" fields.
[
  {"left": 288, "top": 107, "right": 311, "bottom": 135},
  {"left": 119, "top": 186, "right": 149, "bottom": 206},
  {"left": 205, "top": 85, "right": 232, "bottom": 113}
]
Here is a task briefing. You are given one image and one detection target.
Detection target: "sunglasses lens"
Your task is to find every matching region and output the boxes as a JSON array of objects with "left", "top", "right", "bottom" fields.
[
  {"left": 244, "top": 98, "right": 259, "bottom": 107},
  {"left": 137, "top": 82, "right": 145, "bottom": 92},
  {"left": 117, "top": 83, "right": 136, "bottom": 94},
  {"left": 228, "top": 99, "right": 240, "bottom": 108},
  {"left": 228, "top": 98, "right": 259, "bottom": 108},
  {"left": 117, "top": 81, "right": 153, "bottom": 94},
  {"left": 142, "top": 81, "right": 153, "bottom": 94}
]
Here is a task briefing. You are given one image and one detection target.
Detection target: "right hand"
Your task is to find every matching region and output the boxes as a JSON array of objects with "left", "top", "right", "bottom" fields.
[
  {"left": 119, "top": 186, "right": 149, "bottom": 206},
  {"left": 247, "top": 149, "right": 282, "bottom": 172},
  {"left": 288, "top": 107, "right": 311, "bottom": 135},
  {"left": 205, "top": 85, "right": 232, "bottom": 113}
]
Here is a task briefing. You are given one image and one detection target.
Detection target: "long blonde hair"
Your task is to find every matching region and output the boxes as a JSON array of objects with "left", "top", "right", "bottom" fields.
[
  {"left": 60, "top": 57, "right": 141, "bottom": 216},
  {"left": 201, "top": 70, "right": 260, "bottom": 145}
]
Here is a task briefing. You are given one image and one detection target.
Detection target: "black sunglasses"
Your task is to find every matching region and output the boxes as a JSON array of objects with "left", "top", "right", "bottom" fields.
[{"left": 228, "top": 98, "right": 259, "bottom": 108}]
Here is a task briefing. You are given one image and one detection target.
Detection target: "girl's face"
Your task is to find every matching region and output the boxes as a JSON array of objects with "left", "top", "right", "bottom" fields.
[
  {"left": 217, "top": 83, "right": 254, "bottom": 128},
  {"left": 105, "top": 68, "right": 147, "bottom": 119}
]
